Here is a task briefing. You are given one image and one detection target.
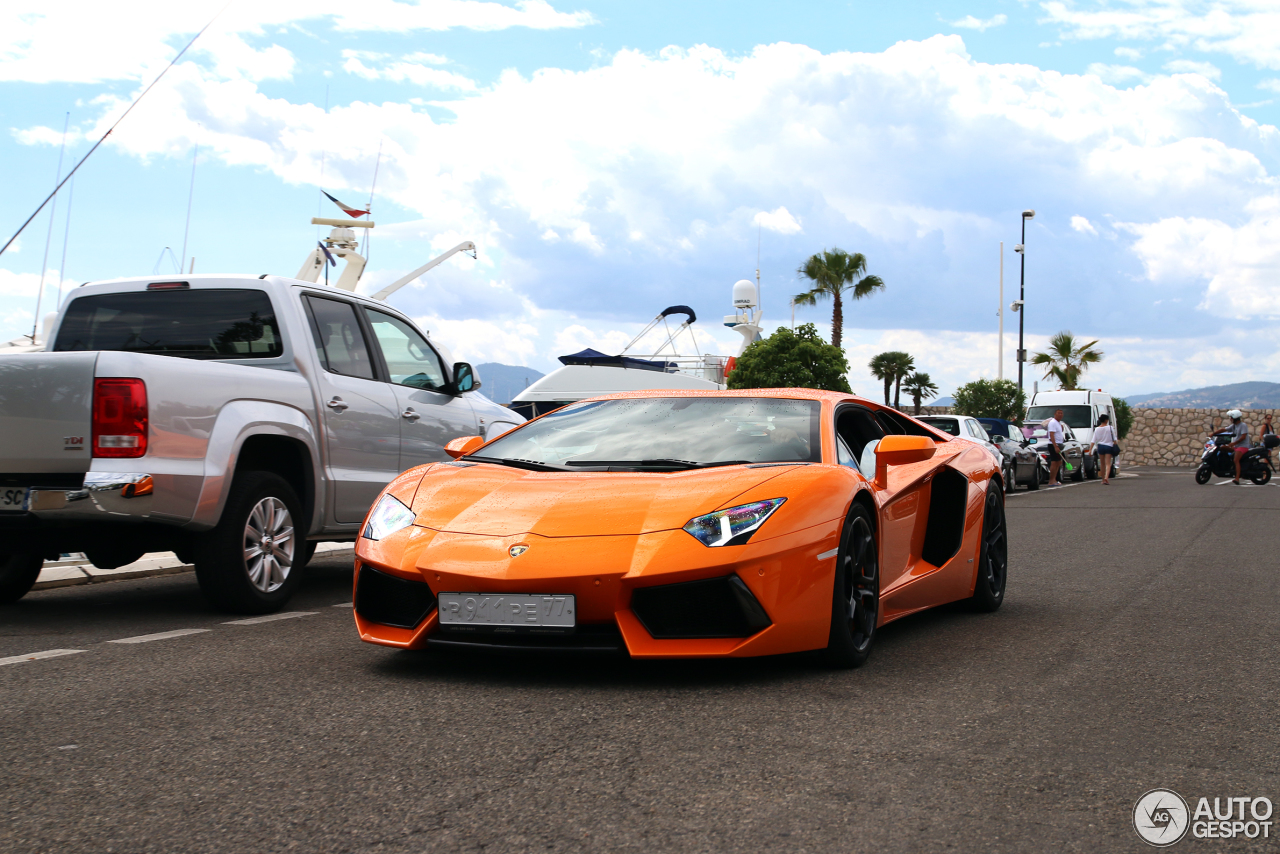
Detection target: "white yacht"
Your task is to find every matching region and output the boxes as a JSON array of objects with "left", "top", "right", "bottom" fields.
[{"left": 509, "top": 278, "right": 764, "bottom": 419}]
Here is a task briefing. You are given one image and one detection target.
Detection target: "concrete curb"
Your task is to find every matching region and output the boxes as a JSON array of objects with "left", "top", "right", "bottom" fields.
[{"left": 33, "top": 543, "right": 355, "bottom": 591}]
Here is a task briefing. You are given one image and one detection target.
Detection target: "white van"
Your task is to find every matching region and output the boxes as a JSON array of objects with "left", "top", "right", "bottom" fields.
[{"left": 1026, "top": 390, "right": 1116, "bottom": 479}]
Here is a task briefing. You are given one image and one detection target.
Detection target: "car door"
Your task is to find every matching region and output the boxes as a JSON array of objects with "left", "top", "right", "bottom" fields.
[
  {"left": 362, "top": 308, "right": 480, "bottom": 471},
  {"left": 303, "top": 295, "right": 402, "bottom": 524}
]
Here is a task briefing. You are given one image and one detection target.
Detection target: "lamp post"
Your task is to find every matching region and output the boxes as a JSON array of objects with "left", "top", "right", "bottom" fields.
[{"left": 1014, "top": 209, "right": 1035, "bottom": 390}]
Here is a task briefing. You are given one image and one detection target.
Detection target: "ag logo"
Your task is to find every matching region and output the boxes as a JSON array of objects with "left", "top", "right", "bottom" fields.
[
  {"left": 1134, "top": 789, "right": 1190, "bottom": 847},
  {"left": 508, "top": 544, "right": 529, "bottom": 557}
]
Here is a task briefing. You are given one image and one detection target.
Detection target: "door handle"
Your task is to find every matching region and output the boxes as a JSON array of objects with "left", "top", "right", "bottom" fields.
[
  {"left": 327, "top": 396, "right": 349, "bottom": 412},
  {"left": 402, "top": 408, "right": 421, "bottom": 422}
]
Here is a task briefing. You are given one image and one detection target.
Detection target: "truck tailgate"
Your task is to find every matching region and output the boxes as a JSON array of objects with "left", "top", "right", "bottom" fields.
[{"left": 0, "top": 353, "right": 97, "bottom": 473}]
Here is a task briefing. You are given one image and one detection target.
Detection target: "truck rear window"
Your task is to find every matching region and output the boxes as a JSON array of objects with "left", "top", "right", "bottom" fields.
[{"left": 53, "top": 289, "right": 283, "bottom": 360}]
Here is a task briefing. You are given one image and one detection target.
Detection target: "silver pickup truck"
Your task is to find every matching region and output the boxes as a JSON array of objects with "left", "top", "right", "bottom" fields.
[{"left": 0, "top": 275, "right": 522, "bottom": 612}]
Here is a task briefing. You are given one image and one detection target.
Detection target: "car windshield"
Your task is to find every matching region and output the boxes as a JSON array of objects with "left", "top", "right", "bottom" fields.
[
  {"left": 1027, "top": 405, "right": 1092, "bottom": 429},
  {"left": 475, "top": 397, "right": 822, "bottom": 469},
  {"left": 918, "top": 417, "right": 960, "bottom": 436}
]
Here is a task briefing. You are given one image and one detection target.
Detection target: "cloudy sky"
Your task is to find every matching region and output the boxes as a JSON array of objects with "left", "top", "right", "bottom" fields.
[{"left": 3, "top": 0, "right": 1280, "bottom": 399}]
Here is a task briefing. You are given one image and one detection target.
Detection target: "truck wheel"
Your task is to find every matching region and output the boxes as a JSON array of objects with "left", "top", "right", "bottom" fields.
[
  {"left": 194, "top": 471, "right": 305, "bottom": 614},
  {"left": 0, "top": 546, "right": 43, "bottom": 605}
]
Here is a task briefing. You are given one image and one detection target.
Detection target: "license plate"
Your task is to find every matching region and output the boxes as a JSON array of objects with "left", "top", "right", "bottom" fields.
[
  {"left": 0, "top": 487, "right": 27, "bottom": 512},
  {"left": 437, "top": 593, "right": 576, "bottom": 631}
]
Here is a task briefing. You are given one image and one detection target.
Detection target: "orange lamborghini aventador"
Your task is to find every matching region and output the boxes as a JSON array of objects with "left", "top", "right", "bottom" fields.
[{"left": 352, "top": 389, "right": 1007, "bottom": 667}]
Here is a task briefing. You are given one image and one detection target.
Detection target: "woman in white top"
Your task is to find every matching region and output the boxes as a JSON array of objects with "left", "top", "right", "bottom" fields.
[{"left": 1089, "top": 413, "right": 1119, "bottom": 485}]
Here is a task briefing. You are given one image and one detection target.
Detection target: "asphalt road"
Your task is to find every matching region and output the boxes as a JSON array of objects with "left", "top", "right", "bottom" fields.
[{"left": 2, "top": 469, "right": 1277, "bottom": 853}]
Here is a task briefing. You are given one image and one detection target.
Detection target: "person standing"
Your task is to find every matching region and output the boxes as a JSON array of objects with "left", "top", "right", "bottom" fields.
[
  {"left": 1045, "top": 408, "right": 1066, "bottom": 486},
  {"left": 1089, "top": 413, "right": 1119, "bottom": 486},
  {"left": 1261, "top": 413, "right": 1275, "bottom": 444},
  {"left": 1225, "top": 409, "right": 1249, "bottom": 484}
]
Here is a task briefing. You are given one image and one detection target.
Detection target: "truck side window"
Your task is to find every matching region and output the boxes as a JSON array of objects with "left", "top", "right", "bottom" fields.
[
  {"left": 304, "top": 296, "right": 375, "bottom": 380},
  {"left": 364, "top": 310, "right": 448, "bottom": 391}
]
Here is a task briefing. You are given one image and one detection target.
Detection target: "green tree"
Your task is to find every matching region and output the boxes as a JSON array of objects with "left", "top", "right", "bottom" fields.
[
  {"left": 727, "top": 323, "right": 852, "bottom": 393},
  {"left": 868, "top": 351, "right": 914, "bottom": 408},
  {"left": 952, "top": 379, "right": 1027, "bottom": 423},
  {"left": 1113, "top": 398, "right": 1133, "bottom": 439},
  {"left": 901, "top": 372, "right": 939, "bottom": 415},
  {"left": 793, "top": 249, "right": 885, "bottom": 350},
  {"left": 1031, "top": 331, "right": 1104, "bottom": 390}
]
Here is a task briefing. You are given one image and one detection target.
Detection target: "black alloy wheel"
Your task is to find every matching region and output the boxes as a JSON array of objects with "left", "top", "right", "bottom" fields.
[
  {"left": 823, "top": 503, "right": 880, "bottom": 669},
  {"left": 0, "top": 544, "right": 43, "bottom": 605},
  {"left": 1085, "top": 454, "right": 1099, "bottom": 480},
  {"left": 1003, "top": 460, "right": 1015, "bottom": 494},
  {"left": 1070, "top": 456, "right": 1085, "bottom": 481},
  {"left": 1195, "top": 465, "right": 1213, "bottom": 485},
  {"left": 968, "top": 484, "right": 1008, "bottom": 612}
]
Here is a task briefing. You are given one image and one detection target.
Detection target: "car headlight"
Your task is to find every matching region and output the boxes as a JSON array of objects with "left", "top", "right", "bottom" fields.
[
  {"left": 363, "top": 493, "right": 417, "bottom": 540},
  {"left": 683, "top": 498, "right": 786, "bottom": 548}
]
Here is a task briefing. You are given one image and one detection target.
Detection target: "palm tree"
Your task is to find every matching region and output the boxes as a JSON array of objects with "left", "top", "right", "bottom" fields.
[
  {"left": 1031, "top": 331, "right": 1104, "bottom": 390},
  {"left": 869, "top": 351, "right": 914, "bottom": 408},
  {"left": 901, "top": 372, "right": 939, "bottom": 415},
  {"left": 793, "top": 249, "right": 885, "bottom": 349}
]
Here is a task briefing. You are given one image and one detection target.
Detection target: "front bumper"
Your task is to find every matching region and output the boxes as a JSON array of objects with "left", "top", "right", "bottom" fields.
[{"left": 352, "top": 518, "right": 842, "bottom": 659}]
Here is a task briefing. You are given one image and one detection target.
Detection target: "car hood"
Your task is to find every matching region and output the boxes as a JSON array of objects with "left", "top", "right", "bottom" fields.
[{"left": 408, "top": 463, "right": 798, "bottom": 537}]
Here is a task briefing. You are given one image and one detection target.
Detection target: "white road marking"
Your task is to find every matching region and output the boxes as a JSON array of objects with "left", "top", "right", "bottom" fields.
[
  {"left": 816, "top": 548, "right": 840, "bottom": 561},
  {"left": 0, "top": 649, "right": 85, "bottom": 667},
  {"left": 58, "top": 745, "right": 79, "bottom": 750},
  {"left": 333, "top": 602, "right": 353, "bottom": 608},
  {"left": 1214, "top": 480, "right": 1275, "bottom": 487},
  {"left": 108, "top": 629, "right": 209, "bottom": 644},
  {"left": 223, "top": 611, "right": 318, "bottom": 625}
]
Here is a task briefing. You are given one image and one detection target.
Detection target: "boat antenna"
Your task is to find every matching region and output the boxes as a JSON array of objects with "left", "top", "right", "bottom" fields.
[
  {"left": 180, "top": 132, "right": 199, "bottom": 274},
  {"left": 317, "top": 85, "right": 329, "bottom": 242},
  {"left": 0, "top": 4, "right": 227, "bottom": 261},
  {"left": 756, "top": 223, "right": 762, "bottom": 309},
  {"left": 365, "top": 139, "right": 382, "bottom": 266},
  {"left": 54, "top": 173, "right": 75, "bottom": 310},
  {"left": 30, "top": 112, "right": 69, "bottom": 341}
]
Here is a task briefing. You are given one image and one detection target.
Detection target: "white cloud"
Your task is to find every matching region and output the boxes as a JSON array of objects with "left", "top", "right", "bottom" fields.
[
  {"left": 1114, "top": 46, "right": 1144, "bottom": 61},
  {"left": 1259, "top": 78, "right": 1280, "bottom": 93},
  {"left": 1086, "top": 63, "right": 1151, "bottom": 85},
  {"left": 343, "top": 51, "right": 479, "bottom": 91},
  {"left": 951, "top": 14, "right": 1008, "bottom": 32},
  {"left": 1041, "top": 0, "right": 1280, "bottom": 70},
  {"left": 1163, "top": 59, "right": 1221, "bottom": 80},
  {"left": 1071, "top": 215, "right": 1098, "bottom": 235},
  {"left": 753, "top": 207, "right": 802, "bottom": 235}
]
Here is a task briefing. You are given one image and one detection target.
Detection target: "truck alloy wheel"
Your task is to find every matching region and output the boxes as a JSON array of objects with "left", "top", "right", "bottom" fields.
[
  {"left": 194, "top": 471, "right": 305, "bottom": 614},
  {"left": 0, "top": 546, "right": 43, "bottom": 605}
]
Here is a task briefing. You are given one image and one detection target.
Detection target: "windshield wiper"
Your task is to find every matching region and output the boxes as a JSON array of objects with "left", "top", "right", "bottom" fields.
[
  {"left": 563, "top": 459, "right": 753, "bottom": 470},
  {"left": 461, "top": 455, "right": 568, "bottom": 472}
]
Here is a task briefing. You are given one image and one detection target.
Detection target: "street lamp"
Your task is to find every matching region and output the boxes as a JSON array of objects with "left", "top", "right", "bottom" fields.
[{"left": 1016, "top": 209, "right": 1035, "bottom": 390}]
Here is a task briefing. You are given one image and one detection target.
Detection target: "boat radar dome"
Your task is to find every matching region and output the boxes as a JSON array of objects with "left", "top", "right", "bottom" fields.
[{"left": 732, "top": 279, "right": 758, "bottom": 309}]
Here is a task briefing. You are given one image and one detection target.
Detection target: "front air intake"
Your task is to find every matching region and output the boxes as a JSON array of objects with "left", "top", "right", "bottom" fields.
[
  {"left": 630, "top": 575, "right": 772, "bottom": 639},
  {"left": 355, "top": 565, "right": 437, "bottom": 629}
]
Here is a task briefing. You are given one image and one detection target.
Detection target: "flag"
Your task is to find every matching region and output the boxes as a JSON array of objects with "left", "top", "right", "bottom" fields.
[
  {"left": 318, "top": 241, "right": 337, "bottom": 266},
  {"left": 322, "top": 190, "right": 368, "bottom": 218}
]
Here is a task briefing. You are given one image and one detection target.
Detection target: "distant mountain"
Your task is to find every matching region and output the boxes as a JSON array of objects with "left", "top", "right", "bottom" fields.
[
  {"left": 932, "top": 396, "right": 954, "bottom": 407},
  {"left": 476, "top": 362, "right": 546, "bottom": 405},
  {"left": 1125, "top": 381, "right": 1280, "bottom": 409}
]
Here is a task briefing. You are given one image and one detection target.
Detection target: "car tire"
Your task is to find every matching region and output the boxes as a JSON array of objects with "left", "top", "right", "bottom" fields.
[
  {"left": 823, "top": 502, "right": 879, "bottom": 669},
  {"left": 968, "top": 483, "right": 1008, "bottom": 612},
  {"left": 1195, "top": 465, "right": 1212, "bottom": 485},
  {"left": 1070, "top": 459, "right": 1085, "bottom": 482},
  {"left": 1084, "top": 455, "right": 1099, "bottom": 480},
  {"left": 299, "top": 541, "right": 318, "bottom": 568},
  {"left": 1003, "top": 461, "right": 1015, "bottom": 494},
  {"left": 1025, "top": 467, "right": 1039, "bottom": 490},
  {"left": 194, "top": 471, "right": 305, "bottom": 614},
  {"left": 0, "top": 545, "right": 43, "bottom": 605}
]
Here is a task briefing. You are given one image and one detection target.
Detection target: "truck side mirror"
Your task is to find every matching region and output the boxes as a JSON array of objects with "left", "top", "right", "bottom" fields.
[{"left": 451, "top": 362, "right": 480, "bottom": 394}]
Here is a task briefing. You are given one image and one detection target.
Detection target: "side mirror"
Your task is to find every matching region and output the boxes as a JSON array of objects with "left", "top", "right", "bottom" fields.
[
  {"left": 444, "top": 435, "right": 485, "bottom": 460},
  {"left": 451, "top": 362, "right": 480, "bottom": 394},
  {"left": 874, "top": 435, "right": 936, "bottom": 488},
  {"left": 1026, "top": 437, "right": 1038, "bottom": 445}
]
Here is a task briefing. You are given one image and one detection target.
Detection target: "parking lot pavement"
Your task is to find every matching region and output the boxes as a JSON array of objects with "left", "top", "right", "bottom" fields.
[{"left": 2, "top": 473, "right": 1278, "bottom": 853}]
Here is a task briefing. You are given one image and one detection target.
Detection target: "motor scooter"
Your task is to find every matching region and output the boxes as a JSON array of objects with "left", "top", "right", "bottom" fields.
[{"left": 1195, "top": 433, "right": 1277, "bottom": 484}]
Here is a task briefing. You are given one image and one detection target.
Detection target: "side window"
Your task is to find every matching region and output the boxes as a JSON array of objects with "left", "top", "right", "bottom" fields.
[
  {"left": 304, "top": 296, "right": 375, "bottom": 380},
  {"left": 836, "top": 435, "right": 860, "bottom": 471},
  {"left": 365, "top": 309, "right": 448, "bottom": 391}
]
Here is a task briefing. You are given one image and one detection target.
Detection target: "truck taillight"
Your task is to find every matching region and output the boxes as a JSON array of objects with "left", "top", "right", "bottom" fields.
[{"left": 92, "top": 378, "right": 148, "bottom": 458}]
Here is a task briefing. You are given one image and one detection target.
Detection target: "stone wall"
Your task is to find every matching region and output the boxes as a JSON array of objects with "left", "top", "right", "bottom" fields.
[{"left": 1123, "top": 408, "right": 1279, "bottom": 467}]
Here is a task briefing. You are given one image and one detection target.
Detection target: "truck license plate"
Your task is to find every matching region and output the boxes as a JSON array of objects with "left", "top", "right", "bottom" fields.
[
  {"left": 437, "top": 593, "right": 575, "bottom": 630},
  {"left": 0, "top": 487, "right": 27, "bottom": 512}
]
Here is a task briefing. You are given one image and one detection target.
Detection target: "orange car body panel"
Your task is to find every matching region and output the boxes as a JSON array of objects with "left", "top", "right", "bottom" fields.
[{"left": 354, "top": 388, "right": 1001, "bottom": 658}]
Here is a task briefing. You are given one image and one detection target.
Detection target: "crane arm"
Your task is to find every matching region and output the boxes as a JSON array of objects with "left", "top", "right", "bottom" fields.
[{"left": 371, "top": 241, "right": 477, "bottom": 301}]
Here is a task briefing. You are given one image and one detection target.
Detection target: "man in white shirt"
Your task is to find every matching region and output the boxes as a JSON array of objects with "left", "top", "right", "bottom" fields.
[{"left": 1045, "top": 409, "right": 1066, "bottom": 486}]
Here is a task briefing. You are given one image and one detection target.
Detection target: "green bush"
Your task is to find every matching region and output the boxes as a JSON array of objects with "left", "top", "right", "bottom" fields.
[
  {"left": 952, "top": 379, "right": 1027, "bottom": 423},
  {"left": 727, "top": 323, "right": 852, "bottom": 393},
  {"left": 1113, "top": 398, "right": 1133, "bottom": 439}
]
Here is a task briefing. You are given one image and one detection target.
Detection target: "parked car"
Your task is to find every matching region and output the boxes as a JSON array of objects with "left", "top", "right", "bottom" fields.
[
  {"left": 353, "top": 390, "right": 1007, "bottom": 667},
  {"left": 1022, "top": 420, "right": 1086, "bottom": 482},
  {"left": 976, "top": 417, "right": 1043, "bottom": 492},
  {"left": 917, "top": 414, "right": 1002, "bottom": 466},
  {"left": 0, "top": 275, "right": 524, "bottom": 611},
  {"left": 1026, "top": 389, "right": 1116, "bottom": 479}
]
